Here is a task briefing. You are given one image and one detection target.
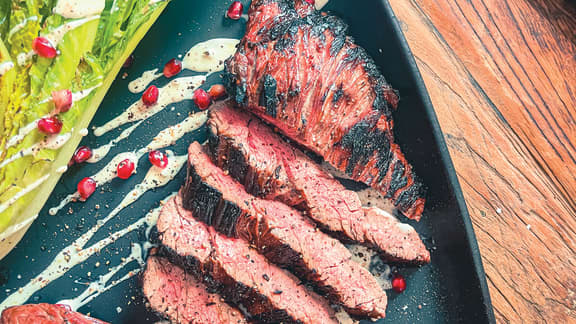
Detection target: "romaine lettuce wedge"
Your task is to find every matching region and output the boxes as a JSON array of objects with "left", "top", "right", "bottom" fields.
[{"left": 0, "top": 0, "right": 170, "bottom": 259}]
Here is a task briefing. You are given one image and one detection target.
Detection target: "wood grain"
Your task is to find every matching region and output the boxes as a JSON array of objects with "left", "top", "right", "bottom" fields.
[{"left": 388, "top": 0, "right": 576, "bottom": 322}]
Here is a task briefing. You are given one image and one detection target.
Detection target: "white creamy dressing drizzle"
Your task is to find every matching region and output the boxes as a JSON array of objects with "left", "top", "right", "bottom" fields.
[
  {"left": 5, "top": 85, "right": 99, "bottom": 150},
  {"left": 17, "top": 15, "right": 100, "bottom": 66},
  {"left": 54, "top": 0, "right": 105, "bottom": 19},
  {"left": 128, "top": 69, "right": 163, "bottom": 93},
  {"left": 181, "top": 38, "right": 239, "bottom": 73},
  {"left": 8, "top": 16, "right": 39, "bottom": 39},
  {"left": 0, "top": 155, "right": 185, "bottom": 310},
  {"left": 0, "top": 61, "right": 14, "bottom": 76},
  {"left": 0, "top": 215, "right": 38, "bottom": 243},
  {"left": 94, "top": 75, "right": 205, "bottom": 136},
  {"left": 315, "top": 0, "right": 329, "bottom": 10},
  {"left": 87, "top": 121, "right": 143, "bottom": 163},
  {"left": 5, "top": 115, "right": 49, "bottom": 149},
  {"left": 39, "top": 84, "right": 101, "bottom": 105},
  {"left": 128, "top": 38, "right": 239, "bottom": 94},
  {"left": 0, "top": 175, "right": 50, "bottom": 214},
  {"left": 58, "top": 249, "right": 141, "bottom": 311},
  {"left": 57, "top": 203, "right": 166, "bottom": 311},
  {"left": 0, "top": 133, "right": 72, "bottom": 169},
  {"left": 49, "top": 112, "right": 206, "bottom": 215},
  {"left": 139, "top": 111, "right": 208, "bottom": 153},
  {"left": 72, "top": 84, "right": 101, "bottom": 102}
]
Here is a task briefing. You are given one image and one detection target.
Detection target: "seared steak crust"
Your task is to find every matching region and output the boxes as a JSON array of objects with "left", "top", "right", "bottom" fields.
[
  {"left": 143, "top": 254, "right": 247, "bottom": 324},
  {"left": 224, "top": 0, "right": 425, "bottom": 219},
  {"left": 182, "top": 142, "right": 388, "bottom": 318},
  {"left": 207, "top": 102, "right": 430, "bottom": 264},
  {"left": 157, "top": 195, "right": 337, "bottom": 324}
]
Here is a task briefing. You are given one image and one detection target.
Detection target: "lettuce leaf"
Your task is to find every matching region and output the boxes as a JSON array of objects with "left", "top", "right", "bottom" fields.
[{"left": 0, "top": 0, "right": 170, "bottom": 257}]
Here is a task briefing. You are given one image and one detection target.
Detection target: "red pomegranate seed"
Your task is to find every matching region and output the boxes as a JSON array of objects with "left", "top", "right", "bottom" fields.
[
  {"left": 226, "top": 1, "right": 243, "bottom": 20},
  {"left": 304, "top": 0, "right": 315, "bottom": 4},
  {"left": 37, "top": 116, "right": 63, "bottom": 134},
  {"left": 52, "top": 89, "right": 73, "bottom": 113},
  {"left": 77, "top": 177, "right": 96, "bottom": 200},
  {"left": 163, "top": 58, "right": 182, "bottom": 78},
  {"left": 123, "top": 54, "right": 135, "bottom": 68},
  {"left": 193, "top": 88, "right": 211, "bottom": 110},
  {"left": 208, "top": 84, "right": 226, "bottom": 100},
  {"left": 142, "top": 85, "right": 159, "bottom": 106},
  {"left": 148, "top": 150, "right": 168, "bottom": 169},
  {"left": 73, "top": 146, "right": 93, "bottom": 164},
  {"left": 391, "top": 274, "right": 407, "bottom": 293},
  {"left": 32, "top": 37, "right": 58, "bottom": 58},
  {"left": 117, "top": 159, "right": 135, "bottom": 179}
]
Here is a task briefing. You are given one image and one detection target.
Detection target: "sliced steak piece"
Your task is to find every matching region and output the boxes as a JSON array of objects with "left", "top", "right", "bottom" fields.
[
  {"left": 143, "top": 254, "right": 247, "bottom": 324},
  {"left": 0, "top": 304, "right": 107, "bottom": 324},
  {"left": 157, "top": 195, "right": 337, "bottom": 324},
  {"left": 224, "top": 0, "right": 425, "bottom": 220},
  {"left": 207, "top": 102, "right": 430, "bottom": 264},
  {"left": 182, "top": 142, "right": 388, "bottom": 318}
]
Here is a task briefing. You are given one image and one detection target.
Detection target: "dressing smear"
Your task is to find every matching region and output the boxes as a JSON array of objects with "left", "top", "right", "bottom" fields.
[
  {"left": 53, "top": 0, "right": 106, "bottom": 19},
  {"left": 0, "top": 175, "right": 50, "bottom": 214},
  {"left": 128, "top": 38, "right": 239, "bottom": 93},
  {"left": 181, "top": 38, "right": 239, "bottom": 73},
  {"left": 0, "top": 133, "right": 72, "bottom": 169},
  {"left": 0, "top": 61, "right": 14, "bottom": 76},
  {"left": 17, "top": 16, "right": 100, "bottom": 66}
]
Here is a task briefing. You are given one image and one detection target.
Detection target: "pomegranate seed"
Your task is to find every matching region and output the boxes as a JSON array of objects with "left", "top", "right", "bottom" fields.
[
  {"left": 163, "top": 58, "right": 182, "bottom": 78},
  {"left": 52, "top": 89, "right": 73, "bottom": 113},
  {"left": 142, "top": 85, "right": 159, "bottom": 106},
  {"left": 148, "top": 150, "right": 168, "bottom": 169},
  {"left": 37, "top": 116, "right": 63, "bottom": 134},
  {"left": 304, "top": 0, "right": 315, "bottom": 4},
  {"left": 117, "top": 159, "right": 135, "bottom": 179},
  {"left": 208, "top": 84, "right": 227, "bottom": 100},
  {"left": 193, "top": 88, "right": 211, "bottom": 110},
  {"left": 77, "top": 177, "right": 96, "bottom": 200},
  {"left": 391, "top": 274, "right": 407, "bottom": 293},
  {"left": 123, "top": 54, "right": 135, "bottom": 68},
  {"left": 32, "top": 37, "right": 58, "bottom": 58},
  {"left": 226, "top": 1, "right": 243, "bottom": 20},
  {"left": 73, "top": 146, "right": 93, "bottom": 164}
]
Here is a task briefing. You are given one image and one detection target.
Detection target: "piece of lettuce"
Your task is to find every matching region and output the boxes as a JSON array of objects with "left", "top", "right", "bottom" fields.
[{"left": 0, "top": 0, "right": 170, "bottom": 258}]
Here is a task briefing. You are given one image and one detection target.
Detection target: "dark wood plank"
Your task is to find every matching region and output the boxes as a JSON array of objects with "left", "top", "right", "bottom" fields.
[{"left": 389, "top": 0, "right": 576, "bottom": 322}]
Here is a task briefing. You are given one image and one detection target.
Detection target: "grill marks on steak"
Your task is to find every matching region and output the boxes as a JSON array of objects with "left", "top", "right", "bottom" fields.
[
  {"left": 224, "top": 0, "right": 425, "bottom": 219},
  {"left": 0, "top": 304, "right": 108, "bottom": 324},
  {"left": 182, "top": 141, "right": 388, "bottom": 318},
  {"left": 157, "top": 195, "right": 337, "bottom": 324},
  {"left": 207, "top": 103, "right": 430, "bottom": 264},
  {"left": 143, "top": 254, "right": 247, "bottom": 324}
]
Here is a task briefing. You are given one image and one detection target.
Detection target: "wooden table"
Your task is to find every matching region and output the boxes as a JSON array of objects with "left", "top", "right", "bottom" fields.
[{"left": 388, "top": 0, "right": 576, "bottom": 322}]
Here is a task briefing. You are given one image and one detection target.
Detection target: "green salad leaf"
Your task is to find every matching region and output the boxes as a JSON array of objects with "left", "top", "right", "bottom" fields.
[{"left": 0, "top": 0, "right": 170, "bottom": 257}]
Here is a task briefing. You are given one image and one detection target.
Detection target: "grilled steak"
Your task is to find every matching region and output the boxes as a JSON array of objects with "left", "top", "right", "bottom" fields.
[
  {"left": 0, "top": 304, "right": 107, "bottom": 324},
  {"left": 224, "top": 0, "right": 425, "bottom": 219},
  {"left": 182, "top": 141, "right": 388, "bottom": 318},
  {"left": 207, "top": 102, "right": 430, "bottom": 264},
  {"left": 142, "top": 254, "right": 247, "bottom": 324},
  {"left": 157, "top": 195, "right": 337, "bottom": 324}
]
